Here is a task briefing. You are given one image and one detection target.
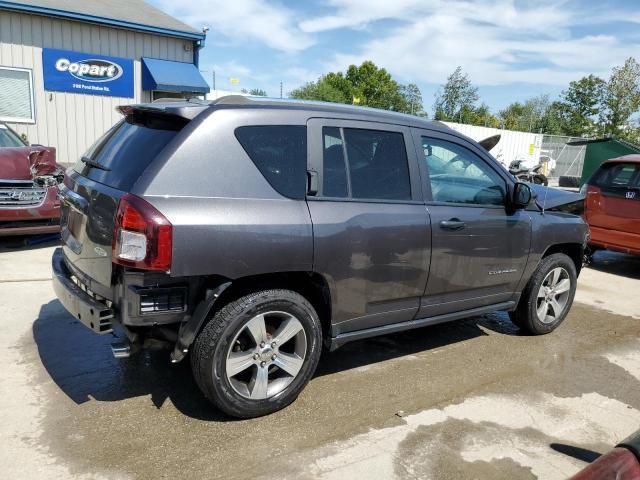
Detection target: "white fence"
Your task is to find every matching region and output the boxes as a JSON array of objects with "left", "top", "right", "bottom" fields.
[{"left": 442, "top": 122, "right": 543, "bottom": 169}]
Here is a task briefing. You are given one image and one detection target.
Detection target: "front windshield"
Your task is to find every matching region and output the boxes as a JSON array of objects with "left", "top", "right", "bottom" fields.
[{"left": 0, "top": 125, "right": 25, "bottom": 147}]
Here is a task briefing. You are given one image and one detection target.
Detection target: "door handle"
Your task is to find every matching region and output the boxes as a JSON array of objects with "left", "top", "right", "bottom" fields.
[
  {"left": 307, "top": 169, "right": 318, "bottom": 196},
  {"left": 439, "top": 218, "right": 466, "bottom": 230}
]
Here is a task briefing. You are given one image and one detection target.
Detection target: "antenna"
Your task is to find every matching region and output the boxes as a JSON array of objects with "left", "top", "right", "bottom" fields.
[{"left": 541, "top": 184, "right": 549, "bottom": 215}]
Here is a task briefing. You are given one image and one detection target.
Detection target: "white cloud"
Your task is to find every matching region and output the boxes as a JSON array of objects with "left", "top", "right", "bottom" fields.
[
  {"left": 318, "top": 0, "right": 640, "bottom": 86},
  {"left": 155, "top": 0, "right": 313, "bottom": 52},
  {"left": 210, "top": 60, "right": 252, "bottom": 78},
  {"left": 300, "top": 0, "right": 576, "bottom": 35},
  {"left": 153, "top": 0, "right": 640, "bottom": 91},
  {"left": 283, "top": 67, "right": 321, "bottom": 84},
  {"left": 299, "top": 0, "right": 425, "bottom": 32}
]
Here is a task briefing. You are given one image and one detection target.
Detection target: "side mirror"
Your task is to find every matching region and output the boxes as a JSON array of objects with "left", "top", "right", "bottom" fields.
[{"left": 512, "top": 182, "right": 532, "bottom": 208}]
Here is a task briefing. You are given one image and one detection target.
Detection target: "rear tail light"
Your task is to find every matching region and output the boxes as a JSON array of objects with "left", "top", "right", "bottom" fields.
[
  {"left": 584, "top": 185, "right": 601, "bottom": 215},
  {"left": 112, "top": 193, "right": 172, "bottom": 271}
]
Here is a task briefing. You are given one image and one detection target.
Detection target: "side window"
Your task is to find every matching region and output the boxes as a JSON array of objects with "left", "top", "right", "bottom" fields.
[
  {"left": 342, "top": 128, "right": 411, "bottom": 200},
  {"left": 322, "top": 127, "right": 348, "bottom": 198},
  {"left": 421, "top": 136, "right": 506, "bottom": 206},
  {"left": 235, "top": 125, "right": 307, "bottom": 199}
]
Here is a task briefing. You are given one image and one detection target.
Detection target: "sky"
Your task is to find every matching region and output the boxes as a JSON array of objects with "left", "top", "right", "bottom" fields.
[{"left": 150, "top": 0, "right": 640, "bottom": 114}]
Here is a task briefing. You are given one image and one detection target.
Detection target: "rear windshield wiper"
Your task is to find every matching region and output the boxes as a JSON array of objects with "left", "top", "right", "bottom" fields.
[{"left": 81, "top": 156, "right": 111, "bottom": 171}]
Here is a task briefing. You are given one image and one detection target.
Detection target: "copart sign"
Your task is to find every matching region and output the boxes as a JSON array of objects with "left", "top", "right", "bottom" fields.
[{"left": 42, "top": 48, "right": 134, "bottom": 98}]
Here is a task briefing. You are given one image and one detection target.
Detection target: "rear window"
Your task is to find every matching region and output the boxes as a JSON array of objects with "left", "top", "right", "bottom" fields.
[
  {"left": 235, "top": 125, "right": 307, "bottom": 199},
  {"left": 594, "top": 163, "right": 640, "bottom": 189},
  {"left": 74, "top": 114, "right": 186, "bottom": 190}
]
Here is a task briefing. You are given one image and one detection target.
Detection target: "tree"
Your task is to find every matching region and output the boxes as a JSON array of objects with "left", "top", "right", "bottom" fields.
[
  {"left": 499, "top": 101, "right": 528, "bottom": 131},
  {"left": 539, "top": 101, "right": 569, "bottom": 136},
  {"left": 498, "top": 95, "right": 560, "bottom": 133},
  {"left": 345, "top": 61, "right": 410, "bottom": 112},
  {"left": 400, "top": 83, "right": 426, "bottom": 116},
  {"left": 459, "top": 103, "right": 500, "bottom": 127},
  {"left": 289, "top": 72, "right": 352, "bottom": 104},
  {"left": 290, "top": 61, "right": 423, "bottom": 115},
  {"left": 600, "top": 57, "right": 640, "bottom": 137},
  {"left": 248, "top": 88, "right": 267, "bottom": 96},
  {"left": 434, "top": 66, "right": 479, "bottom": 121},
  {"left": 558, "top": 75, "right": 606, "bottom": 136}
]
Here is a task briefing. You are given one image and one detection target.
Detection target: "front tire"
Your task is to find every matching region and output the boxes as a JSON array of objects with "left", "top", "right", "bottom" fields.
[
  {"left": 191, "top": 289, "right": 322, "bottom": 418},
  {"left": 510, "top": 253, "right": 577, "bottom": 335}
]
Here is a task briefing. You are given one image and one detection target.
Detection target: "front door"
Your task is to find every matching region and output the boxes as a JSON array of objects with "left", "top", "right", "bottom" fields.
[
  {"left": 412, "top": 129, "right": 532, "bottom": 318},
  {"left": 307, "top": 119, "right": 431, "bottom": 335}
]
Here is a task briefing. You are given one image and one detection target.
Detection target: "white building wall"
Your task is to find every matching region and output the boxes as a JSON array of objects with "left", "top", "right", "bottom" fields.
[
  {"left": 442, "top": 121, "right": 543, "bottom": 168},
  {"left": 0, "top": 10, "right": 194, "bottom": 164}
]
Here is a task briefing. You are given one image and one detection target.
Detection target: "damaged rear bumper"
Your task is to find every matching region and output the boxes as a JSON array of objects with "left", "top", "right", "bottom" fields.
[{"left": 52, "top": 247, "right": 114, "bottom": 334}]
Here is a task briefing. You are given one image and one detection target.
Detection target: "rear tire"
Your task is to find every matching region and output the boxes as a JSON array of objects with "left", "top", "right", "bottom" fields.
[
  {"left": 510, "top": 253, "right": 577, "bottom": 335},
  {"left": 191, "top": 289, "right": 322, "bottom": 418},
  {"left": 533, "top": 175, "right": 548, "bottom": 186}
]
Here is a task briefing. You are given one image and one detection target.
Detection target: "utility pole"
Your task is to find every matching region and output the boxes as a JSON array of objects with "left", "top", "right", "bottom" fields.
[
  {"left": 280, "top": 81, "right": 283, "bottom": 99},
  {"left": 212, "top": 71, "right": 216, "bottom": 91}
]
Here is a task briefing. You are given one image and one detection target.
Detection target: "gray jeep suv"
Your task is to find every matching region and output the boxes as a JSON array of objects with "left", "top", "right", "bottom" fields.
[{"left": 52, "top": 96, "right": 588, "bottom": 418}]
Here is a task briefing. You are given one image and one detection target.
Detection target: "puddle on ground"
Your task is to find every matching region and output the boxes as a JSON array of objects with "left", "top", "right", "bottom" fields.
[{"left": 23, "top": 300, "right": 640, "bottom": 479}]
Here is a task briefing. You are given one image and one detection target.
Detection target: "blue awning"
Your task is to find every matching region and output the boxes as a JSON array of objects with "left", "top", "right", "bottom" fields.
[{"left": 141, "top": 58, "right": 210, "bottom": 94}]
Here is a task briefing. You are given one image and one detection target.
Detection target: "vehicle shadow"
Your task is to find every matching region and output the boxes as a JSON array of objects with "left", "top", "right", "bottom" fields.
[
  {"left": 587, "top": 250, "right": 640, "bottom": 280},
  {"left": 33, "top": 300, "right": 229, "bottom": 421},
  {"left": 317, "top": 311, "right": 520, "bottom": 376},
  {"left": 0, "top": 234, "right": 61, "bottom": 252},
  {"left": 33, "top": 299, "right": 518, "bottom": 422}
]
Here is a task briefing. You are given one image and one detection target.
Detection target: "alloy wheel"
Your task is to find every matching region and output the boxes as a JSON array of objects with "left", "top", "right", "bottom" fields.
[
  {"left": 225, "top": 311, "right": 307, "bottom": 400},
  {"left": 536, "top": 267, "right": 571, "bottom": 324}
]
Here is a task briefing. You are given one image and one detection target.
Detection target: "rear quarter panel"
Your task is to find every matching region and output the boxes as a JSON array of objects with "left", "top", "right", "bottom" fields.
[{"left": 135, "top": 108, "right": 314, "bottom": 278}]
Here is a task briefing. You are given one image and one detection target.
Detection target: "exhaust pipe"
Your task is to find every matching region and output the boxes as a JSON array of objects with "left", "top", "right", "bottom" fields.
[{"left": 110, "top": 341, "right": 131, "bottom": 359}]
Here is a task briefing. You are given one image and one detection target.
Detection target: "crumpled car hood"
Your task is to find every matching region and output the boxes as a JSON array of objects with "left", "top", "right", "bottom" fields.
[
  {"left": 0, "top": 146, "right": 59, "bottom": 180},
  {"left": 530, "top": 184, "right": 585, "bottom": 210}
]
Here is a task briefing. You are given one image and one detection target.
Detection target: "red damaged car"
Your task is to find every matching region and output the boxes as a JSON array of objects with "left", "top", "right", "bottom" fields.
[{"left": 0, "top": 123, "right": 63, "bottom": 236}]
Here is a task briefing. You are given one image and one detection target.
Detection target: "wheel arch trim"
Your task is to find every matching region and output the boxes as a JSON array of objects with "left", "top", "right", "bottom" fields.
[{"left": 170, "top": 282, "right": 232, "bottom": 363}]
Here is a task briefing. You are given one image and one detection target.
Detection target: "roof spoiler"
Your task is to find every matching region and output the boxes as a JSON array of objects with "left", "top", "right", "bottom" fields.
[
  {"left": 116, "top": 101, "right": 209, "bottom": 121},
  {"left": 478, "top": 134, "right": 501, "bottom": 151}
]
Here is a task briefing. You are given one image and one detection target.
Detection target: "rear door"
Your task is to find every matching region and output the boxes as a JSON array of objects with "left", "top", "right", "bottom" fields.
[
  {"left": 60, "top": 113, "right": 187, "bottom": 288},
  {"left": 412, "top": 128, "right": 531, "bottom": 317},
  {"left": 306, "top": 119, "right": 431, "bottom": 335},
  {"left": 586, "top": 162, "right": 640, "bottom": 236}
]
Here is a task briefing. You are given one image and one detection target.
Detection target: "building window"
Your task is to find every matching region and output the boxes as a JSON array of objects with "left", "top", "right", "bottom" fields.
[{"left": 0, "top": 67, "right": 35, "bottom": 123}]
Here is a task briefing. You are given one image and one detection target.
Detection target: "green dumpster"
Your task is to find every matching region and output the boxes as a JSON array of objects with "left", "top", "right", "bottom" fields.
[{"left": 566, "top": 137, "right": 640, "bottom": 186}]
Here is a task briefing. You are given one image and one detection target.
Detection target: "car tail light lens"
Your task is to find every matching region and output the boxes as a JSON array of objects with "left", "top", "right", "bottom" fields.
[{"left": 112, "top": 193, "right": 172, "bottom": 271}]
